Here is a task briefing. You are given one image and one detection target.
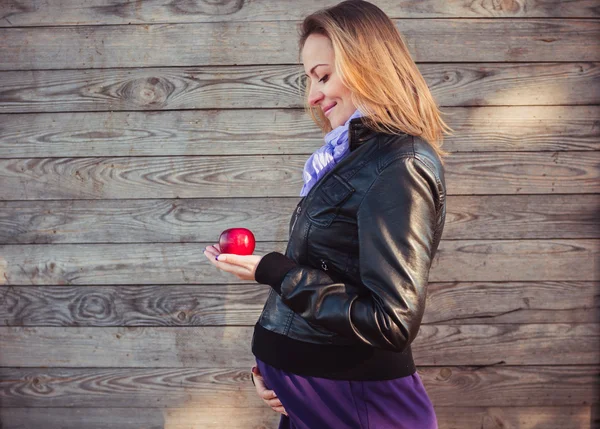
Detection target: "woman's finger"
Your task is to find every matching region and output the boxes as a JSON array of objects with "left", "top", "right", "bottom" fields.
[
  {"left": 204, "top": 247, "right": 258, "bottom": 280},
  {"left": 266, "top": 398, "right": 282, "bottom": 407},
  {"left": 252, "top": 368, "right": 275, "bottom": 399},
  {"left": 251, "top": 367, "right": 286, "bottom": 415},
  {"left": 203, "top": 249, "right": 247, "bottom": 279},
  {"left": 203, "top": 246, "right": 220, "bottom": 260},
  {"left": 272, "top": 406, "right": 288, "bottom": 416},
  {"left": 261, "top": 389, "right": 277, "bottom": 401}
]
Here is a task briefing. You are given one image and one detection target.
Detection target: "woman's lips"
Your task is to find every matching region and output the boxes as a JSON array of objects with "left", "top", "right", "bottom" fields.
[{"left": 324, "top": 103, "right": 336, "bottom": 116}]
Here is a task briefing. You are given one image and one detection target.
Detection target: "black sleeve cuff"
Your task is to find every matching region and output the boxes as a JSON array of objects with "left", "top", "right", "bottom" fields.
[{"left": 255, "top": 252, "right": 298, "bottom": 294}]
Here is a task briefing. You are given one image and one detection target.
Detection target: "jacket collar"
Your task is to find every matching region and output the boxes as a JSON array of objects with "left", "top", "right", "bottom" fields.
[{"left": 348, "top": 117, "right": 379, "bottom": 152}]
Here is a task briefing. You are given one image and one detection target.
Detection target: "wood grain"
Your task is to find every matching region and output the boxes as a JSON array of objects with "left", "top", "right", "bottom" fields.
[
  {"left": 1, "top": 282, "right": 597, "bottom": 327},
  {"left": 0, "top": 152, "right": 597, "bottom": 200},
  {"left": 441, "top": 194, "right": 600, "bottom": 240},
  {"left": 0, "top": 194, "right": 597, "bottom": 244},
  {"left": 2, "top": 0, "right": 598, "bottom": 27},
  {"left": 0, "top": 197, "right": 295, "bottom": 244},
  {"left": 1, "top": 107, "right": 599, "bottom": 156},
  {"left": 1, "top": 20, "right": 598, "bottom": 70},
  {"left": 0, "top": 240, "right": 597, "bottom": 285},
  {"left": 1, "top": 63, "right": 598, "bottom": 113},
  {"left": 0, "top": 109, "right": 322, "bottom": 156},
  {"left": 0, "top": 365, "right": 597, "bottom": 406},
  {"left": 0, "top": 324, "right": 597, "bottom": 367},
  {"left": 0, "top": 406, "right": 592, "bottom": 429},
  {"left": 425, "top": 281, "right": 600, "bottom": 324},
  {"left": 431, "top": 239, "right": 599, "bottom": 282}
]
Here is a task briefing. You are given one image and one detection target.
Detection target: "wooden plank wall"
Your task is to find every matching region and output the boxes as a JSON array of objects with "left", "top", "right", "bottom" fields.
[{"left": 0, "top": 1, "right": 599, "bottom": 428}]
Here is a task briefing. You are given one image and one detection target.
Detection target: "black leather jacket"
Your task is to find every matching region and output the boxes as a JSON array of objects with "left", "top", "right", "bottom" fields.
[{"left": 253, "top": 118, "right": 446, "bottom": 379}]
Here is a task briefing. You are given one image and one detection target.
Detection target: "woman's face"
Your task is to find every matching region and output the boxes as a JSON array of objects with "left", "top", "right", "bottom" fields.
[{"left": 302, "top": 33, "right": 357, "bottom": 129}]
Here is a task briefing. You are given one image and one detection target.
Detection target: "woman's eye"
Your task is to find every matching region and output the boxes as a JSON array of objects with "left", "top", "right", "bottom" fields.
[{"left": 318, "top": 74, "right": 329, "bottom": 83}]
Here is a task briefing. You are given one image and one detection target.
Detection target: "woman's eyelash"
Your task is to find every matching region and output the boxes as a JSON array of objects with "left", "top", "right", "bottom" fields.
[{"left": 318, "top": 75, "right": 329, "bottom": 83}]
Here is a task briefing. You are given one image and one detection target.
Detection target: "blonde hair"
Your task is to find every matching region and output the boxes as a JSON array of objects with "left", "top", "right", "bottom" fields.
[{"left": 299, "top": 0, "right": 452, "bottom": 162}]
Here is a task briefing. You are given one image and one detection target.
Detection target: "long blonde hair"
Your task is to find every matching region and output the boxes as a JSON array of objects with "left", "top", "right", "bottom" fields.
[{"left": 299, "top": 0, "right": 452, "bottom": 162}]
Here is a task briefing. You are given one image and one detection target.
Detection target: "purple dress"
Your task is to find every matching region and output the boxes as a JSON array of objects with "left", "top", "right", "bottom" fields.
[{"left": 256, "top": 358, "right": 438, "bottom": 429}]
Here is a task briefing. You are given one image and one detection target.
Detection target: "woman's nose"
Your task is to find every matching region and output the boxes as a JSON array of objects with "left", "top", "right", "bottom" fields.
[{"left": 308, "top": 87, "right": 324, "bottom": 106}]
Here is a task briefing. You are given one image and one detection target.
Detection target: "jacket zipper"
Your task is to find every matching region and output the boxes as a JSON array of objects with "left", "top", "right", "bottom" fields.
[
  {"left": 291, "top": 205, "right": 302, "bottom": 233},
  {"left": 290, "top": 204, "right": 328, "bottom": 272},
  {"left": 290, "top": 146, "right": 357, "bottom": 265}
]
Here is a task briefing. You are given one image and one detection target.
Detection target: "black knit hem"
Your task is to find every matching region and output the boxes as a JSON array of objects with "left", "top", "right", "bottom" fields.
[
  {"left": 255, "top": 252, "right": 297, "bottom": 294},
  {"left": 251, "top": 322, "right": 416, "bottom": 381}
]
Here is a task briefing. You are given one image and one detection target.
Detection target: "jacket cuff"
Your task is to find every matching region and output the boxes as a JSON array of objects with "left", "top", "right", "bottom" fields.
[{"left": 255, "top": 252, "right": 298, "bottom": 294}]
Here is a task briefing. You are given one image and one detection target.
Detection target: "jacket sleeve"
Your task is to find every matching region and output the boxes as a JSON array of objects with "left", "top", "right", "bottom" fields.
[{"left": 255, "top": 156, "right": 441, "bottom": 352}]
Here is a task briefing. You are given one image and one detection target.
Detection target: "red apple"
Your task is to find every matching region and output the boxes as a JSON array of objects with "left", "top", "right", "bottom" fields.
[{"left": 218, "top": 228, "right": 256, "bottom": 255}]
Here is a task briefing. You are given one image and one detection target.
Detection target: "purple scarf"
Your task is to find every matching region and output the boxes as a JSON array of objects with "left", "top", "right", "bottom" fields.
[{"left": 300, "top": 109, "right": 363, "bottom": 196}]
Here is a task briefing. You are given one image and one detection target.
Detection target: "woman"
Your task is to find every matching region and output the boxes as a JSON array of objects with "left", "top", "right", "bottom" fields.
[{"left": 203, "top": 1, "right": 451, "bottom": 428}]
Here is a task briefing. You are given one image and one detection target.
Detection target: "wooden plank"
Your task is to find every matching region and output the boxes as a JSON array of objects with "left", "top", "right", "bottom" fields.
[
  {"left": 1, "top": 282, "right": 597, "bottom": 327},
  {"left": 1, "top": 107, "right": 599, "bottom": 156},
  {"left": 1, "top": 63, "right": 598, "bottom": 113},
  {"left": 425, "top": 281, "right": 600, "bottom": 324},
  {"left": 413, "top": 324, "right": 600, "bottom": 366},
  {"left": 0, "top": 406, "right": 593, "bottom": 429},
  {"left": 445, "top": 152, "right": 600, "bottom": 195},
  {"left": 0, "top": 324, "right": 598, "bottom": 367},
  {"left": 0, "top": 197, "right": 295, "bottom": 244},
  {"left": 0, "top": 407, "right": 279, "bottom": 429},
  {"left": 0, "top": 152, "right": 597, "bottom": 200},
  {"left": 0, "top": 109, "right": 323, "bottom": 156},
  {"left": 2, "top": 0, "right": 598, "bottom": 27},
  {"left": 442, "top": 194, "right": 600, "bottom": 240},
  {"left": 431, "top": 239, "right": 599, "bottom": 282},
  {"left": 434, "top": 406, "right": 593, "bottom": 429},
  {"left": 443, "top": 105, "right": 600, "bottom": 152},
  {"left": 0, "top": 194, "right": 598, "bottom": 244},
  {"left": 1, "top": 20, "right": 598, "bottom": 70},
  {"left": 0, "top": 240, "right": 597, "bottom": 285},
  {"left": 0, "top": 365, "right": 596, "bottom": 406}
]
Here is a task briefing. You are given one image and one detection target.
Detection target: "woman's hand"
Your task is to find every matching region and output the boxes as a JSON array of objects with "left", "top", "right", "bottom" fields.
[
  {"left": 203, "top": 244, "right": 263, "bottom": 281},
  {"left": 252, "top": 366, "right": 288, "bottom": 416}
]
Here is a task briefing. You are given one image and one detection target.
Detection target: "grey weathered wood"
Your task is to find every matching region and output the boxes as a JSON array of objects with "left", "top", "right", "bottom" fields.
[
  {"left": 1, "top": 106, "right": 599, "bottom": 156},
  {"left": 443, "top": 105, "right": 600, "bottom": 152},
  {"left": 434, "top": 407, "right": 593, "bottom": 429},
  {"left": 1, "top": 63, "right": 598, "bottom": 113},
  {"left": 2, "top": 407, "right": 279, "bottom": 429},
  {"left": 2, "top": 0, "right": 597, "bottom": 27},
  {"left": 1, "top": 282, "right": 597, "bottom": 327},
  {"left": 444, "top": 151, "right": 600, "bottom": 195},
  {"left": 0, "top": 365, "right": 597, "bottom": 406},
  {"left": 441, "top": 195, "right": 600, "bottom": 240},
  {"left": 0, "top": 65, "right": 304, "bottom": 112},
  {"left": 0, "top": 152, "right": 597, "bottom": 200},
  {"left": 429, "top": 239, "right": 598, "bottom": 282},
  {"left": 0, "top": 194, "right": 597, "bottom": 244},
  {"left": 0, "top": 406, "right": 592, "bottom": 429},
  {"left": 421, "top": 366, "right": 599, "bottom": 407},
  {"left": 425, "top": 281, "right": 600, "bottom": 324},
  {"left": 0, "top": 324, "right": 598, "bottom": 367},
  {"left": 1, "top": 20, "right": 599, "bottom": 70},
  {"left": 0, "top": 109, "right": 322, "bottom": 156},
  {"left": 0, "top": 197, "right": 295, "bottom": 244},
  {"left": 0, "top": 240, "right": 597, "bottom": 285}
]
